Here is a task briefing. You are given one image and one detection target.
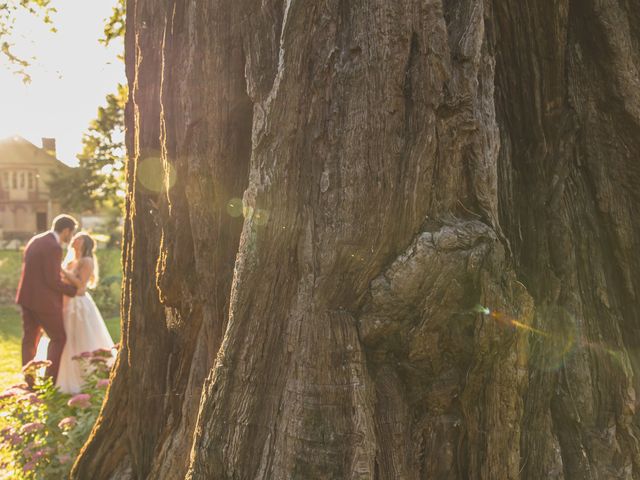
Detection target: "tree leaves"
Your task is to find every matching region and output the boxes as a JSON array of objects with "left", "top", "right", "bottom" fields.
[
  {"left": 49, "top": 83, "right": 127, "bottom": 212},
  {"left": 0, "top": 0, "right": 56, "bottom": 83},
  {"left": 101, "top": 0, "right": 124, "bottom": 48}
]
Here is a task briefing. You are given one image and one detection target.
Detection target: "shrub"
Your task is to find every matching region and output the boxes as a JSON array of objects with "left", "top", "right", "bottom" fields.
[
  {"left": 90, "top": 275, "right": 121, "bottom": 319},
  {"left": 0, "top": 348, "right": 116, "bottom": 479}
]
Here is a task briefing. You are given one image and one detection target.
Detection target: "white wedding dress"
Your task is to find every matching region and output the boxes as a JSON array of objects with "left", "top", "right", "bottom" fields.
[
  {"left": 56, "top": 292, "right": 115, "bottom": 394},
  {"left": 36, "top": 265, "right": 115, "bottom": 394}
]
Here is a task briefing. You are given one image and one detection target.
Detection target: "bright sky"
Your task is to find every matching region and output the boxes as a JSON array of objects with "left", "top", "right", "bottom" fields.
[{"left": 0, "top": 0, "right": 125, "bottom": 166}]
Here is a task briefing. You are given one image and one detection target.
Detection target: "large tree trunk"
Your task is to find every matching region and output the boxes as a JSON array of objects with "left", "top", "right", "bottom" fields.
[{"left": 72, "top": 0, "right": 640, "bottom": 478}]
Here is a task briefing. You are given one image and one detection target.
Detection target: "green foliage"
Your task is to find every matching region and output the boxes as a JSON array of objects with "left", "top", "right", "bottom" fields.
[
  {"left": 90, "top": 248, "right": 122, "bottom": 319},
  {"left": 0, "top": 251, "right": 23, "bottom": 304},
  {"left": 49, "top": 83, "right": 127, "bottom": 212},
  {"left": 0, "top": 0, "right": 57, "bottom": 83},
  {"left": 46, "top": 168, "right": 94, "bottom": 214},
  {"left": 0, "top": 352, "right": 115, "bottom": 478},
  {"left": 101, "top": 0, "right": 125, "bottom": 49},
  {"left": 0, "top": 306, "right": 24, "bottom": 391}
]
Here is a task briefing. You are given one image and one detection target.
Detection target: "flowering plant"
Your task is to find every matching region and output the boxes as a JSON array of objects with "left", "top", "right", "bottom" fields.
[{"left": 0, "top": 347, "right": 116, "bottom": 479}]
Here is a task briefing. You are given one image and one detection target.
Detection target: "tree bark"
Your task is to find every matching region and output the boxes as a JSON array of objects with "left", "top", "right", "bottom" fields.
[{"left": 72, "top": 0, "right": 640, "bottom": 479}]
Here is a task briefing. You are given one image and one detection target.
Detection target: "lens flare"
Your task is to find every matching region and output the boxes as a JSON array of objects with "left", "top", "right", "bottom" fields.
[
  {"left": 137, "top": 157, "right": 176, "bottom": 192},
  {"left": 475, "top": 304, "right": 550, "bottom": 337},
  {"left": 240, "top": 204, "right": 271, "bottom": 226},
  {"left": 509, "top": 319, "right": 549, "bottom": 337},
  {"left": 254, "top": 209, "right": 270, "bottom": 226},
  {"left": 472, "top": 304, "right": 491, "bottom": 315},
  {"left": 477, "top": 304, "right": 623, "bottom": 371},
  {"left": 226, "top": 197, "right": 243, "bottom": 218}
]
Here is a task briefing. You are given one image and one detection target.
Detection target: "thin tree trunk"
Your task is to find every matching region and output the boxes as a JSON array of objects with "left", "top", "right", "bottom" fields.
[{"left": 73, "top": 0, "right": 640, "bottom": 479}]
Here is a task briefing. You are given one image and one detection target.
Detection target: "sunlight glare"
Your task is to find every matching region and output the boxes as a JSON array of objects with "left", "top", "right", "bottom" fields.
[{"left": 0, "top": 0, "right": 125, "bottom": 165}]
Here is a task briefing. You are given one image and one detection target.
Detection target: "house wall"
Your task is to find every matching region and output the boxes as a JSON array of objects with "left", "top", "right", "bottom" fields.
[{"left": 0, "top": 164, "right": 63, "bottom": 240}]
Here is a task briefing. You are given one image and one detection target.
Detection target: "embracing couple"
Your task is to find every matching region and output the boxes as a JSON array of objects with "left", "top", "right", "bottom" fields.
[{"left": 15, "top": 214, "right": 114, "bottom": 394}]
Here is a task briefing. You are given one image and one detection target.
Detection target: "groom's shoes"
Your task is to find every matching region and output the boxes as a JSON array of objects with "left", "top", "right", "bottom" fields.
[{"left": 23, "top": 375, "right": 36, "bottom": 391}]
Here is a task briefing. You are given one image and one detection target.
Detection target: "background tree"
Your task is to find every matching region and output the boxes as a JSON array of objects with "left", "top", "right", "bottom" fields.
[
  {"left": 0, "top": 0, "right": 56, "bottom": 83},
  {"left": 49, "top": 83, "right": 127, "bottom": 212},
  {"left": 74, "top": 1, "right": 640, "bottom": 479},
  {"left": 49, "top": 0, "right": 127, "bottom": 213},
  {"left": 101, "top": 0, "right": 124, "bottom": 51}
]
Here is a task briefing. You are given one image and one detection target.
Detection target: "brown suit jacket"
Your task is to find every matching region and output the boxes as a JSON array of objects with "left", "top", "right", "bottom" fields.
[{"left": 16, "top": 232, "right": 77, "bottom": 312}]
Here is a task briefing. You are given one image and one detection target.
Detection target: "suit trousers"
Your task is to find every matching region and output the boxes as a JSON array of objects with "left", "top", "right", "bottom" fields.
[{"left": 21, "top": 306, "right": 66, "bottom": 384}]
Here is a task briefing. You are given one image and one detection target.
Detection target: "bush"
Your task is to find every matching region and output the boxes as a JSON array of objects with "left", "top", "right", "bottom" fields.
[
  {"left": 0, "top": 251, "right": 22, "bottom": 304},
  {"left": 91, "top": 249, "right": 122, "bottom": 319},
  {"left": 90, "top": 275, "right": 121, "bottom": 319},
  {"left": 0, "top": 348, "right": 116, "bottom": 479}
]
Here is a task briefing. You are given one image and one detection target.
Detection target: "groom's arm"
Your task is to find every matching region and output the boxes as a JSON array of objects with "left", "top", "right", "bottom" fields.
[{"left": 42, "top": 245, "right": 77, "bottom": 297}]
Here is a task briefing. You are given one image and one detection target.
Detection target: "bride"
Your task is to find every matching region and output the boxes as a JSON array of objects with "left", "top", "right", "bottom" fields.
[{"left": 37, "top": 232, "right": 115, "bottom": 394}]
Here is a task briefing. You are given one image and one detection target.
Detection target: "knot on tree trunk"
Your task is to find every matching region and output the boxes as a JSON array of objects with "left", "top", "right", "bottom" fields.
[
  {"left": 357, "top": 219, "right": 534, "bottom": 478},
  {"left": 358, "top": 218, "right": 497, "bottom": 352}
]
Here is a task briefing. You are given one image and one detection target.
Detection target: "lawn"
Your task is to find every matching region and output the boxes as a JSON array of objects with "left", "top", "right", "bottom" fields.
[
  {"left": 0, "top": 249, "right": 121, "bottom": 390},
  {"left": 0, "top": 306, "right": 24, "bottom": 390}
]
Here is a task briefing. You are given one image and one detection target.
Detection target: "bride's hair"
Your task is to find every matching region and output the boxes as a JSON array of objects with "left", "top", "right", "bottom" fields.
[{"left": 72, "top": 232, "right": 99, "bottom": 289}]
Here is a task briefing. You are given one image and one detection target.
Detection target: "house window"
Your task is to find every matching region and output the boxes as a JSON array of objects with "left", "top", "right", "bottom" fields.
[
  {"left": 28, "top": 173, "right": 34, "bottom": 190},
  {"left": 2, "top": 172, "right": 8, "bottom": 189},
  {"left": 19, "top": 172, "right": 25, "bottom": 189},
  {"left": 12, "top": 172, "right": 16, "bottom": 189}
]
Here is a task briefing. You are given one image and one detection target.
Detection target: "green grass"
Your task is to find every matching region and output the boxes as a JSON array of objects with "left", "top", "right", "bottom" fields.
[
  {"left": 0, "top": 249, "right": 122, "bottom": 391},
  {"left": 0, "top": 306, "right": 25, "bottom": 390},
  {"left": 0, "top": 251, "right": 23, "bottom": 304}
]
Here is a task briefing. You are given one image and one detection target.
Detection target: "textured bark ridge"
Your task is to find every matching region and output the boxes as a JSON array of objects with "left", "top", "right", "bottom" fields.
[{"left": 73, "top": 0, "right": 640, "bottom": 479}]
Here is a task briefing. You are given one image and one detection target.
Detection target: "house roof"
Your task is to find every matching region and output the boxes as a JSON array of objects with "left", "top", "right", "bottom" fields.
[{"left": 0, "top": 136, "right": 71, "bottom": 169}]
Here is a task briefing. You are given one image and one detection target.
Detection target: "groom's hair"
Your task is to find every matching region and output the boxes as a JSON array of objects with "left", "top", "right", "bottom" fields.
[{"left": 52, "top": 214, "right": 78, "bottom": 233}]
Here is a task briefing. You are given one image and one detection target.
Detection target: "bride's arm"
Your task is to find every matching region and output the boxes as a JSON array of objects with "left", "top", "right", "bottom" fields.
[{"left": 62, "top": 259, "right": 93, "bottom": 292}]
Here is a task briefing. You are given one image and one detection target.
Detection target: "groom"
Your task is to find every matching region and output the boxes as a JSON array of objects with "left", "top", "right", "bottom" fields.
[{"left": 16, "top": 214, "right": 80, "bottom": 386}]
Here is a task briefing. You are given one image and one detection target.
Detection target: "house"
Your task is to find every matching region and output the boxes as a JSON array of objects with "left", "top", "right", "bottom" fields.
[{"left": 0, "top": 136, "right": 71, "bottom": 240}]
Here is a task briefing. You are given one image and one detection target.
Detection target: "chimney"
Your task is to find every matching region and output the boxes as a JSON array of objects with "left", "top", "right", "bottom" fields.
[{"left": 42, "top": 137, "right": 56, "bottom": 157}]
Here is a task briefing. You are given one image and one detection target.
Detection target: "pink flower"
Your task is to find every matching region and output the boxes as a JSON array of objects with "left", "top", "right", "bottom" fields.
[
  {"left": 9, "top": 433, "right": 23, "bottom": 446},
  {"left": 20, "top": 422, "right": 45, "bottom": 434},
  {"left": 1, "top": 427, "right": 13, "bottom": 439},
  {"left": 32, "top": 448, "right": 52, "bottom": 460},
  {"left": 0, "top": 386, "right": 28, "bottom": 400},
  {"left": 23, "top": 460, "right": 36, "bottom": 473},
  {"left": 57, "top": 453, "right": 71, "bottom": 464},
  {"left": 72, "top": 351, "right": 93, "bottom": 361},
  {"left": 0, "top": 390, "right": 17, "bottom": 400},
  {"left": 23, "top": 441, "right": 47, "bottom": 460},
  {"left": 21, "top": 359, "right": 51, "bottom": 374},
  {"left": 90, "top": 356, "right": 110, "bottom": 364},
  {"left": 58, "top": 416, "right": 78, "bottom": 429},
  {"left": 68, "top": 393, "right": 91, "bottom": 408},
  {"left": 92, "top": 347, "right": 115, "bottom": 358},
  {"left": 97, "top": 379, "right": 110, "bottom": 389},
  {"left": 21, "top": 393, "right": 43, "bottom": 405},
  {"left": 23, "top": 441, "right": 41, "bottom": 456}
]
